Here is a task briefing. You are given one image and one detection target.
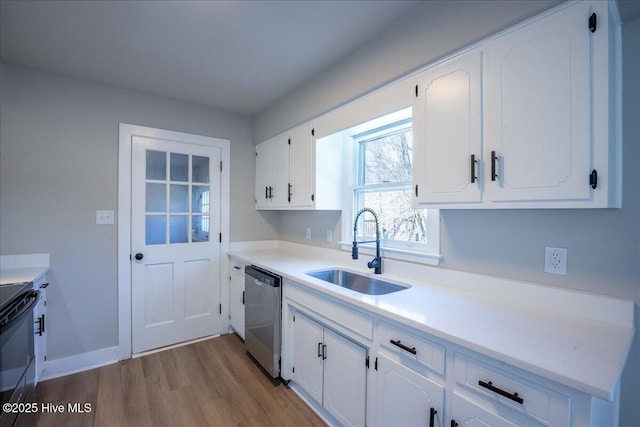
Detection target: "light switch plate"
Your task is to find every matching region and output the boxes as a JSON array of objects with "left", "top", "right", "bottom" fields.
[{"left": 96, "top": 210, "right": 114, "bottom": 225}]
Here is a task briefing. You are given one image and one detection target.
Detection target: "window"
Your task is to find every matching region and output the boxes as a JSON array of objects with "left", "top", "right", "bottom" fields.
[{"left": 340, "top": 108, "right": 440, "bottom": 265}]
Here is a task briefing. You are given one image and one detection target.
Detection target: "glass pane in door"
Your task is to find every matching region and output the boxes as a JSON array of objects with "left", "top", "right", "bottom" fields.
[
  {"left": 170, "top": 153, "right": 189, "bottom": 182},
  {"left": 192, "top": 186, "right": 210, "bottom": 213},
  {"left": 146, "top": 183, "right": 166, "bottom": 212},
  {"left": 192, "top": 156, "right": 209, "bottom": 183},
  {"left": 146, "top": 215, "right": 166, "bottom": 245},
  {"left": 170, "top": 184, "right": 189, "bottom": 213},
  {"left": 170, "top": 215, "right": 188, "bottom": 243},
  {"left": 192, "top": 215, "right": 210, "bottom": 242},
  {"left": 146, "top": 150, "right": 166, "bottom": 180}
]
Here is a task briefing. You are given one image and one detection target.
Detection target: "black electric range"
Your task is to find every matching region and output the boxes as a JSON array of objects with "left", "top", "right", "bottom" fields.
[{"left": 0, "top": 281, "right": 33, "bottom": 313}]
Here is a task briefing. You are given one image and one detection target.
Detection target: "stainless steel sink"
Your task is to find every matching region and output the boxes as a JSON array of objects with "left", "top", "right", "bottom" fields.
[{"left": 306, "top": 269, "right": 409, "bottom": 295}]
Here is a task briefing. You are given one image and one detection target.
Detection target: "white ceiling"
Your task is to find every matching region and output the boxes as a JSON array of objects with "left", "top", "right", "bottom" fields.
[
  {"left": 0, "top": 0, "right": 424, "bottom": 116},
  {"left": 2, "top": 1, "right": 639, "bottom": 117}
]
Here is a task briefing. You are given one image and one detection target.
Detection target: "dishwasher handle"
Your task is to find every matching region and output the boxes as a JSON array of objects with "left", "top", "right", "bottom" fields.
[{"left": 245, "top": 265, "right": 281, "bottom": 287}]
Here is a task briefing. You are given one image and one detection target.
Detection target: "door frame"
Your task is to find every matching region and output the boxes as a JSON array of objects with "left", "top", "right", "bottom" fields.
[{"left": 117, "top": 123, "right": 230, "bottom": 360}]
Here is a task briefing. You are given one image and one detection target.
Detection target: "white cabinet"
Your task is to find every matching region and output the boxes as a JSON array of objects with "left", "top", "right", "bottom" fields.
[
  {"left": 412, "top": 51, "right": 483, "bottom": 205},
  {"left": 449, "top": 392, "right": 524, "bottom": 427},
  {"left": 289, "top": 125, "right": 315, "bottom": 208},
  {"left": 453, "top": 352, "right": 571, "bottom": 426},
  {"left": 291, "top": 310, "right": 367, "bottom": 427},
  {"left": 255, "top": 123, "right": 342, "bottom": 210},
  {"left": 375, "top": 353, "right": 444, "bottom": 427},
  {"left": 412, "top": 0, "right": 620, "bottom": 209},
  {"left": 255, "top": 134, "right": 289, "bottom": 209},
  {"left": 280, "top": 275, "right": 620, "bottom": 427},
  {"left": 485, "top": 1, "right": 594, "bottom": 205},
  {"left": 229, "top": 258, "right": 246, "bottom": 339},
  {"left": 33, "top": 276, "right": 48, "bottom": 385}
]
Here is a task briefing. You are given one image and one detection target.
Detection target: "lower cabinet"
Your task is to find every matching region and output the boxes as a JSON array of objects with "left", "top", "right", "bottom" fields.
[
  {"left": 449, "top": 392, "right": 525, "bottom": 427},
  {"left": 282, "top": 279, "right": 617, "bottom": 427},
  {"left": 375, "top": 353, "right": 444, "bottom": 427},
  {"left": 33, "top": 276, "right": 48, "bottom": 385},
  {"left": 292, "top": 310, "right": 367, "bottom": 427},
  {"left": 229, "top": 258, "right": 246, "bottom": 339}
]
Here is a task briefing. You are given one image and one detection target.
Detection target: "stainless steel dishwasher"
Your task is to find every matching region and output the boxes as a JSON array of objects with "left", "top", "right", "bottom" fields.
[{"left": 244, "top": 265, "right": 282, "bottom": 378}]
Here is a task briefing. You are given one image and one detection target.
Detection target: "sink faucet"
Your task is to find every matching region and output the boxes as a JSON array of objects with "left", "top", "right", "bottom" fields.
[{"left": 352, "top": 207, "right": 383, "bottom": 274}]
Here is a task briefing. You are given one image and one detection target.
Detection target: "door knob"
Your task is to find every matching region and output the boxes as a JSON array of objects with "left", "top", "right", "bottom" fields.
[{"left": 134, "top": 253, "right": 144, "bottom": 260}]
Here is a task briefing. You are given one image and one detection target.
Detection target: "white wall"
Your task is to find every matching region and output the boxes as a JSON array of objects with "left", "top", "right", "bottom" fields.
[
  {"left": 252, "top": 3, "right": 640, "bottom": 425},
  {"left": 0, "top": 64, "right": 278, "bottom": 361}
]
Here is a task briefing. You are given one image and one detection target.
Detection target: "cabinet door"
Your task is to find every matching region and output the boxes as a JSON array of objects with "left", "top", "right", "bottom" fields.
[
  {"left": 323, "top": 328, "right": 367, "bottom": 427},
  {"left": 229, "top": 264, "right": 245, "bottom": 339},
  {"left": 270, "top": 135, "right": 291, "bottom": 209},
  {"left": 255, "top": 135, "right": 290, "bottom": 209},
  {"left": 413, "top": 51, "right": 483, "bottom": 205},
  {"left": 375, "top": 353, "right": 444, "bottom": 427},
  {"left": 292, "top": 311, "right": 324, "bottom": 404},
  {"left": 289, "top": 125, "right": 314, "bottom": 208},
  {"left": 485, "top": 3, "right": 591, "bottom": 203},
  {"left": 450, "top": 392, "right": 527, "bottom": 427},
  {"left": 33, "top": 293, "right": 46, "bottom": 385},
  {"left": 255, "top": 139, "right": 272, "bottom": 209}
]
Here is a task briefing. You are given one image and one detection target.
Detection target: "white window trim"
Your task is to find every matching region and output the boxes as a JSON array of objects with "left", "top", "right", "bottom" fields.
[{"left": 337, "top": 108, "right": 441, "bottom": 266}]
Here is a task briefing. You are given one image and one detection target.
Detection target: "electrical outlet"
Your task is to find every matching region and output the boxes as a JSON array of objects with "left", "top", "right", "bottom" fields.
[
  {"left": 305, "top": 227, "right": 311, "bottom": 240},
  {"left": 544, "top": 247, "right": 567, "bottom": 275},
  {"left": 326, "top": 229, "right": 333, "bottom": 242}
]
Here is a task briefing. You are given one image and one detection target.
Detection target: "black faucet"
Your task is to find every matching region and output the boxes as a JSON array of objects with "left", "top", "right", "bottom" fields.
[{"left": 352, "top": 207, "right": 383, "bottom": 274}]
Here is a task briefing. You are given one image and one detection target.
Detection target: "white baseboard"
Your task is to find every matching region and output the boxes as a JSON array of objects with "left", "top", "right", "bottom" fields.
[{"left": 39, "top": 346, "right": 119, "bottom": 382}]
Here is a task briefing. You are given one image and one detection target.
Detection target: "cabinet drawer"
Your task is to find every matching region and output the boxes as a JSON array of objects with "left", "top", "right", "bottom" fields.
[
  {"left": 454, "top": 352, "right": 570, "bottom": 426},
  {"left": 286, "top": 280, "right": 373, "bottom": 340},
  {"left": 380, "top": 321, "right": 445, "bottom": 375},
  {"left": 230, "top": 259, "right": 246, "bottom": 278}
]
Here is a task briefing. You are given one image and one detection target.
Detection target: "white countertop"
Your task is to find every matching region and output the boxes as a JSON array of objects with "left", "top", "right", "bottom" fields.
[
  {"left": 0, "top": 266, "right": 49, "bottom": 285},
  {"left": 230, "top": 244, "right": 635, "bottom": 401},
  {"left": 0, "top": 253, "right": 50, "bottom": 285}
]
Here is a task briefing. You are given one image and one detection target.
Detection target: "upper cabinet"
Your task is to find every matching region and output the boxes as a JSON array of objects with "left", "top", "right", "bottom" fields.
[
  {"left": 412, "top": 51, "right": 483, "bottom": 205},
  {"left": 255, "top": 134, "right": 289, "bottom": 209},
  {"left": 256, "top": 123, "right": 342, "bottom": 210},
  {"left": 413, "top": 0, "right": 621, "bottom": 209}
]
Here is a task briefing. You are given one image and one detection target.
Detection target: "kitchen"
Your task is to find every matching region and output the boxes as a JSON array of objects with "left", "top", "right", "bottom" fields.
[{"left": 1, "top": 0, "right": 639, "bottom": 426}]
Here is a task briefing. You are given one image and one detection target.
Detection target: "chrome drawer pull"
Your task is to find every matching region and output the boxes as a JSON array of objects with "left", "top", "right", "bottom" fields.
[{"left": 478, "top": 380, "right": 524, "bottom": 404}]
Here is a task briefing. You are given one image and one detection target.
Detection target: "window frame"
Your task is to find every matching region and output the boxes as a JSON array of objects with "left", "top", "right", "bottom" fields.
[{"left": 339, "top": 108, "right": 441, "bottom": 266}]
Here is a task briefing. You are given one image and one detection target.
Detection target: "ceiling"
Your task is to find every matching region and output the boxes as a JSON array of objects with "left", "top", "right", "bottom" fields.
[
  {"left": 2, "top": 1, "right": 639, "bottom": 117},
  {"left": 0, "top": 0, "right": 423, "bottom": 116}
]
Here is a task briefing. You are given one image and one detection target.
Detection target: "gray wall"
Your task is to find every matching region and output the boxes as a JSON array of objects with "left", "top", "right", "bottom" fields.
[
  {"left": 253, "top": 3, "right": 640, "bottom": 426},
  {"left": 253, "top": 0, "right": 562, "bottom": 142},
  {"left": 0, "top": 64, "right": 277, "bottom": 360}
]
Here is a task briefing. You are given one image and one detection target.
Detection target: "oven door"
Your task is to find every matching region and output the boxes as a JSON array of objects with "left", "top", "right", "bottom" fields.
[{"left": 0, "top": 290, "right": 38, "bottom": 427}]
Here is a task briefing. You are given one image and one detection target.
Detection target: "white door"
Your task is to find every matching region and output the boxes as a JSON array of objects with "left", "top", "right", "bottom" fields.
[
  {"left": 451, "top": 392, "right": 522, "bottom": 427},
  {"left": 270, "top": 134, "right": 291, "bottom": 209},
  {"left": 292, "top": 311, "right": 324, "bottom": 404},
  {"left": 413, "top": 51, "right": 483, "bottom": 205},
  {"left": 323, "top": 328, "right": 367, "bottom": 427},
  {"left": 229, "top": 260, "right": 245, "bottom": 339},
  {"left": 375, "top": 353, "right": 444, "bottom": 427},
  {"left": 131, "top": 135, "right": 221, "bottom": 353},
  {"left": 485, "top": 3, "right": 591, "bottom": 203},
  {"left": 255, "top": 138, "right": 272, "bottom": 209},
  {"left": 289, "top": 124, "right": 314, "bottom": 208}
]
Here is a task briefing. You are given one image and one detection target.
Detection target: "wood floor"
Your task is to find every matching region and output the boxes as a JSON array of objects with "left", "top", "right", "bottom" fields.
[{"left": 18, "top": 334, "right": 326, "bottom": 427}]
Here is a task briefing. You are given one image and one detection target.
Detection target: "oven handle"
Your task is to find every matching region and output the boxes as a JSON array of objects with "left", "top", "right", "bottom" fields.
[{"left": 0, "top": 291, "right": 38, "bottom": 335}]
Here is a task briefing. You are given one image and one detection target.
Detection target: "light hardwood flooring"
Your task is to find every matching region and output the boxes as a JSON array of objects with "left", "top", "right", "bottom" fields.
[{"left": 18, "top": 334, "right": 326, "bottom": 427}]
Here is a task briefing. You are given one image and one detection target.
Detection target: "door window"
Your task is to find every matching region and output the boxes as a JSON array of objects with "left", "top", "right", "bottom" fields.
[{"left": 145, "top": 150, "right": 211, "bottom": 245}]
